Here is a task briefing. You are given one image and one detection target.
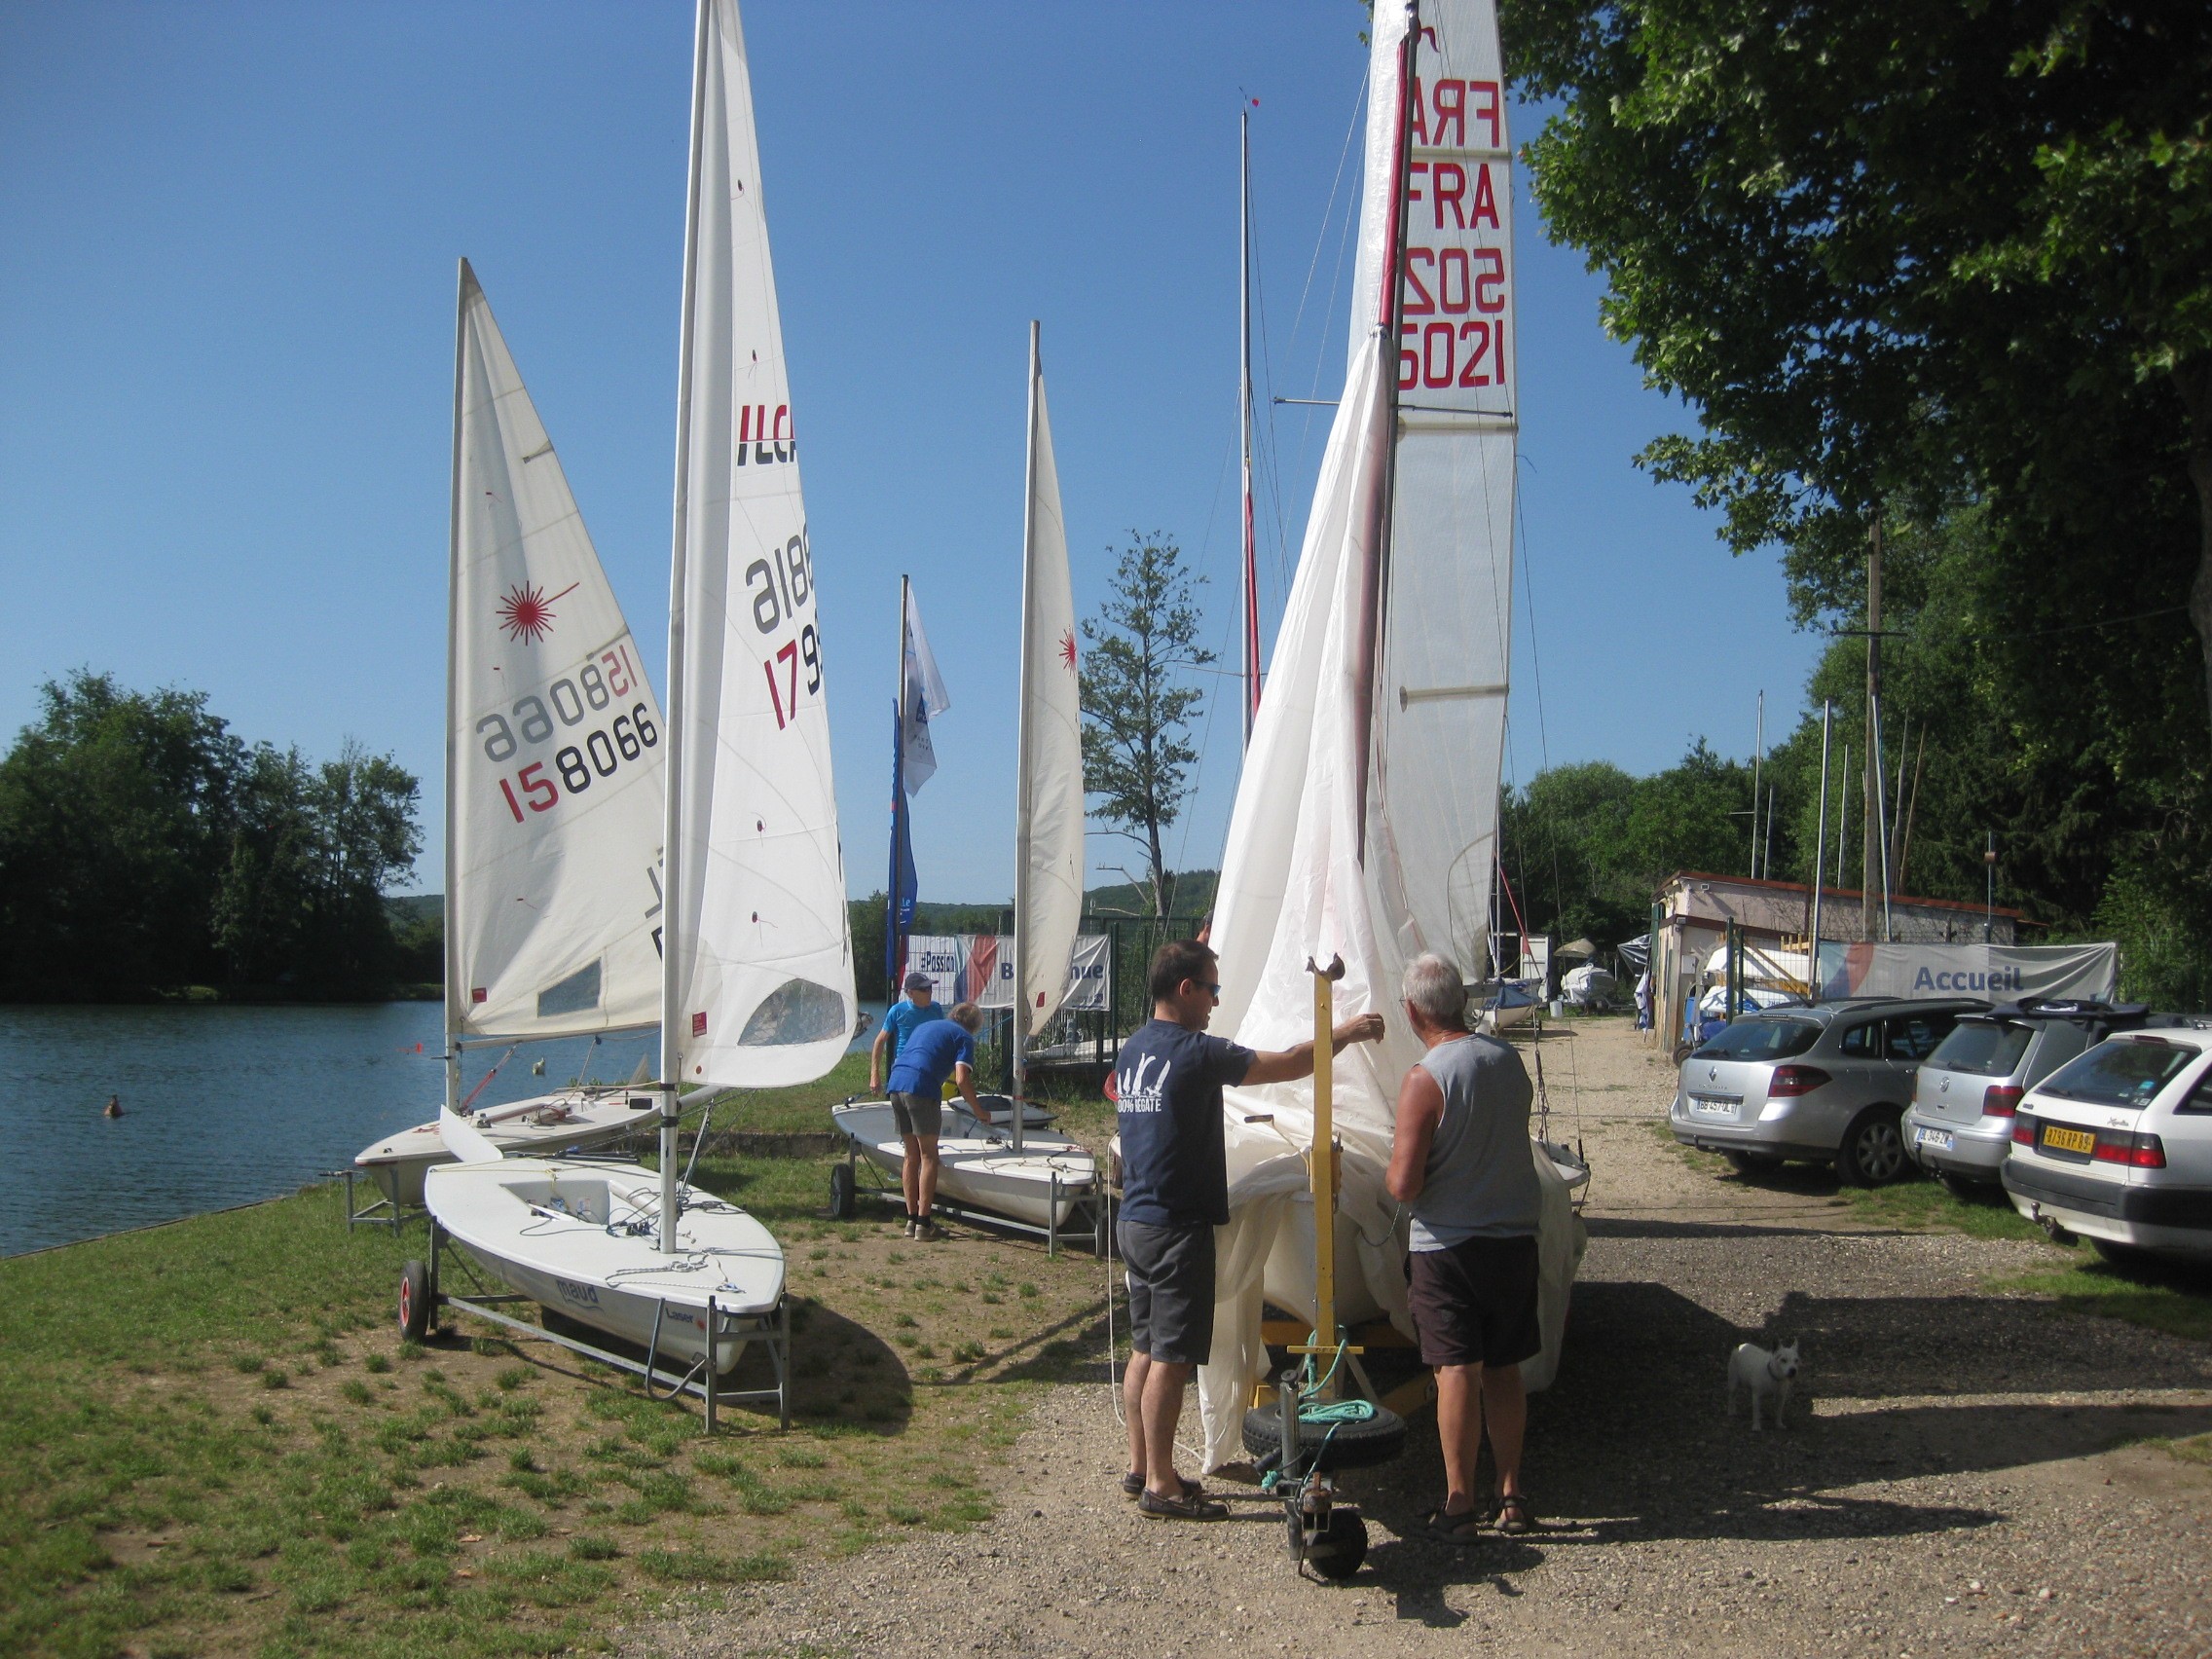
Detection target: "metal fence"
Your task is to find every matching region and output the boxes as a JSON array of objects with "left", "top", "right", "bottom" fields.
[{"left": 971, "top": 914, "right": 1207, "bottom": 1093}]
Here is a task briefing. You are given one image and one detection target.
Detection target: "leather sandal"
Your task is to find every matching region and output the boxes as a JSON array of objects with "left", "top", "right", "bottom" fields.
[
  {"left": 1123, "top": 1472, "right": 1204, "bottom": 1499},
  {"left": 1136, "top": 1485, "right": 1227, "bottom": 1521},
  {"left": 1495, "top": 1493, "right": 1536, "bottom": 1534}
]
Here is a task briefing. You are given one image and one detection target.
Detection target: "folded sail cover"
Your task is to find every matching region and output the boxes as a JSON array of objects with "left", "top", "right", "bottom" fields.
[
  {"left": 665, "top": 0, "right": 856, "bottom": 1089},
  {"left": 448, "top": 264, "right": 669, "bottom": 1040},
  {"left": 1198, "top": 0, "right": 1581, "bottom": 1470}
]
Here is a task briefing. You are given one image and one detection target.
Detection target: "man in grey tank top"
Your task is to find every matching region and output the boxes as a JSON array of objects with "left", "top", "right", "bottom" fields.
[{"left": 1385, "top": 951, "right": 1543, "bottom": 1543}]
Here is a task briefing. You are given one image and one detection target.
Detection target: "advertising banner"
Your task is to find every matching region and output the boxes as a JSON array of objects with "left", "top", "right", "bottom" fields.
[
  {"left": 1812, "top": 941, "right": 2118, "bottom": 1004},
  {"left": 904, "top": 934, "right": 1109, "bottom": 1014}
]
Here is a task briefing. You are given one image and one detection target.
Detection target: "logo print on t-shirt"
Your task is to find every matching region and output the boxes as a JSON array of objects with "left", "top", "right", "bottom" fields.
[{"left": 1117, "top": 1055, "right": 1172, "bottom": 1115}]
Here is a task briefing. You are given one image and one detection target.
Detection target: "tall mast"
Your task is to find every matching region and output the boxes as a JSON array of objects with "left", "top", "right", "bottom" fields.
[
  {"left": 1239, "top": 106, "right": 1259, "bottom": 746},
  {"left": 443, "top": 260, "right": 468, "bottom": 1119},
  {"left": 1350, "top": 0, "right": 1420, "bottom": 854},
  {"left": 659, "top": 0, "right": 715, "bottom": 1254},
  {"left": 1010, "top": 321, "right": 1043, "bottom": 1155}
]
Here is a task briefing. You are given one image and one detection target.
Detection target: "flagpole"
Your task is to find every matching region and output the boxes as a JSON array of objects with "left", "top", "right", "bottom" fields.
[{"left": 888, "top": 573, "right": 911, "bottom": 1002}]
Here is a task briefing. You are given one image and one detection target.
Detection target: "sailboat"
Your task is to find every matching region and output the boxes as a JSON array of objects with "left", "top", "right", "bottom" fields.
[
  {"left": 352, "top": 263, "right": 671, "bottom": 1217},
  {"left": 1192, "top": 0, "right": 1588, "bottom": 1470},
  {"left": 830, "top": 323, "right": 1099, "bottom": 1238},
  {"left": 418, "top": 0, "right": 854, "bottom": 1402}
]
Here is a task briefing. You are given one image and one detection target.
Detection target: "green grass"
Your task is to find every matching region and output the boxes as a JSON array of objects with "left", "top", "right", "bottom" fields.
[
  {"left": 1989, "top": 1251, "right": 2212, "bottom": 1344},
  {"left": 1, "top": 1126, "right": 1106, "bottom": 1658}
]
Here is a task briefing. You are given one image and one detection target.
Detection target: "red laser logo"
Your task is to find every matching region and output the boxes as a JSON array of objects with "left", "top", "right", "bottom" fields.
[{"left": 496, "top": 580, "right": 579, "bottom": 644}]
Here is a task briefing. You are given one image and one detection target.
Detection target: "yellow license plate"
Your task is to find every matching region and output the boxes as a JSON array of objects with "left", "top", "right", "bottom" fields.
[{"left": 2042, "top": 1124, "right": 2097, "bottom": 1157}]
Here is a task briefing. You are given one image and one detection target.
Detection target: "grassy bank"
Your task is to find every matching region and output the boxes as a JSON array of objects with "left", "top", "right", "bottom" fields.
[{"left": 1, "top": 1141, "right": 1111, "bottom": 1657}]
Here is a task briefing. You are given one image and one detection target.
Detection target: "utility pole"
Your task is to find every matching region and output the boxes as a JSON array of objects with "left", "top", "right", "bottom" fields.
[
  {"left": 1862, "top": 516, "right": 1883, "bottom": 942},
  {"left": 1751, "top": 689, "right": 1764, "bottom": 878}
]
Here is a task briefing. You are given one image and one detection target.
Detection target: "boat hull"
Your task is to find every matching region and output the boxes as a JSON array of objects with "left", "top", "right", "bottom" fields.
[
  {"left": 832, "top": 1100, "right": 1095, "bottom": 1230},
  {"left": 424, "top": 1157, "right": 783, "bottom": 1374},
  {"left": 357, "top": 1091, "right": 655, "bottom": 1207}
]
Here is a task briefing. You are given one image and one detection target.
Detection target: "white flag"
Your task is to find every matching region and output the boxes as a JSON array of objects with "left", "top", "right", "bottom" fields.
[{"left": 901, "top": 583, "right": 952, "bottom": 792}]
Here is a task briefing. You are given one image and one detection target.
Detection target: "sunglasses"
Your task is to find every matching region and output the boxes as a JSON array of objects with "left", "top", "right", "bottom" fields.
[{"left": 1188, "top": 981, "right": 1221, "bottom": 999}]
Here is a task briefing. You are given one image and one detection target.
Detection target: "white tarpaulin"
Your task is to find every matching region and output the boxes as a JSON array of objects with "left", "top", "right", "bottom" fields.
[
  {"left": 447, "top": 262, "right": 668, "bottom": 1043},
  {"left": 1196, "top": 0, "right": 1583, "bottom": 1473},
  {"left": 1705, "top": 941, "right": 1812, "bottom": 989},
  {"left": 1814, "top": 941, "right": 2118, "bottom": 1004},
  {"left": 663, "top": 0, "right": 855, "bottom": 1090},
  {"left": 904, "top": 934, "right": 1108, "bottom": 1014}
]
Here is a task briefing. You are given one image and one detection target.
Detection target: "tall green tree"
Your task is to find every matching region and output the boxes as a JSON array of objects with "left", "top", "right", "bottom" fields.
[
  {"left": 1079, "top": 533, "right": 1214, "bottom": 919},
  {"left": 1503, "top": 0, "right": 2212, "bottom": 728}
]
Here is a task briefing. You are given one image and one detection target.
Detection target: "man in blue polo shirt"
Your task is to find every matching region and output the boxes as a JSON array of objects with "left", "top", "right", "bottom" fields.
[
  {"left": 1115, "top": 939, "right": 1384, "bottom": 1520},
  {"left": 884, "top": 1000, "right": 985, "bottom": 1240},
  {"left": 869, "top": 970, "right": 945, "bottom": 1091}
]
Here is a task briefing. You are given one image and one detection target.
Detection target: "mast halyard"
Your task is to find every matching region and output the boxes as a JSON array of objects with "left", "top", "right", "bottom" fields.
[
  {"left": 444, "top": 260, "right": 469, "bottom": 1121},
  {"left": 1010, "top": 321, "right": 1046, "bottom": 1156},
  {"left": 1240, "top": 107, "right": 1259, "bottom": 748},
  {"left": 658, "top": 0, "right": 716, "bottom": 1256}
]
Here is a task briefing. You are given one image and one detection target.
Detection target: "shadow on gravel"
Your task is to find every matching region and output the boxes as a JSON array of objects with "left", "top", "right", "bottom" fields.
[{"left": 1314, "top": 1273, "right": 2212, "bottom": 1599}]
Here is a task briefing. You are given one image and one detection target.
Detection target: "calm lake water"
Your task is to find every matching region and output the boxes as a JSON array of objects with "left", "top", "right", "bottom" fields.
[{"left": 0, "top": 1002, "right": 884, "bottom": 1258}]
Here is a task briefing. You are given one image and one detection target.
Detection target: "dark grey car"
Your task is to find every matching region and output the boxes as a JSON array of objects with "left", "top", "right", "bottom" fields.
[{"left": 1670, "top": 998, "right": 1985, "bottom": 1185}]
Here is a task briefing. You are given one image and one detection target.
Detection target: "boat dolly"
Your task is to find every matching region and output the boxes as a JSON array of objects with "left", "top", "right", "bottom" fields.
[
  {"left": 1242, "top": 957, "right": 1408, "bottom": 1579},
  {"left": 828, "top": 1101, "right": 1111, "bottom": 1259},
  {"left": 396, "top": 1217, "right": 789, "bottom": 1434}
]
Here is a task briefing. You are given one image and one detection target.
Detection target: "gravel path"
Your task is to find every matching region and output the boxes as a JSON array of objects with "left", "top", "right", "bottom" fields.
[{"left": 627, "top": 1021, "right": 2212, "bottom": 1659}]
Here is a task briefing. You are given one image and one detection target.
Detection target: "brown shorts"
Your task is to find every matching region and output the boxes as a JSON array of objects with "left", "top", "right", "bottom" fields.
[{"left": 1406, "top": 1234, "right": 1541, "bottom": 1369}]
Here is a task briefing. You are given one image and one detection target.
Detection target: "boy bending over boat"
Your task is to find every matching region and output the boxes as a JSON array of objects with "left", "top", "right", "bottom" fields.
[{"left": 883, "top": 1000, "right": 986, "bottom": 1240}]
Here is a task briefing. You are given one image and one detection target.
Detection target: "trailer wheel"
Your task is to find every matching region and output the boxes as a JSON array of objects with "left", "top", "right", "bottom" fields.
[
  {"left": 829, "top": 1162, "right": 857, "bottom": 1220},
  {"left": 1308, "top": 1508, "right": 1368, "bottom": 1579},
  {"left": 1242, "top": 1401, "right": 1406, "bottom": 1470},
  {"left": 398, "top": 1260, "right": 433, "bottom": 1341}
]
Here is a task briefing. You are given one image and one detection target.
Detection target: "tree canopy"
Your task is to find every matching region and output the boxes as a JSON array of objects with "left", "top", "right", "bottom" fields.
[
  {"left": 1504, "top": 0, "right": 2212, "bottom": 719},
  {"left": 0, "top": 672, "right": 424, "bottom": 1000}
]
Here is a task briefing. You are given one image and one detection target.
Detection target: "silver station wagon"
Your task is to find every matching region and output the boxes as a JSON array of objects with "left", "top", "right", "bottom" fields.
[
  {"left": 1904, "top": 1000, "right": 2157, "bottom": 1193},
  {"left": 2004, "top": 1025, "right": 2212, "bottom": 1263},
  {"left": 1671, "top": 998, "right": 1986, "bottom": 1185}
]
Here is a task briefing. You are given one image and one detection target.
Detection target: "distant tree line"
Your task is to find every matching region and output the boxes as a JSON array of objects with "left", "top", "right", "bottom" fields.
[{"left": 0, "top": 672, "right": 429, "bottom": 1001}]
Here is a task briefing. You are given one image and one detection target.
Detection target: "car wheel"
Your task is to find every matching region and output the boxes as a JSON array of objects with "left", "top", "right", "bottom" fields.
[
  {"left": 1723, "top": 1150, "right": 1784, "bottom": 1175},
  {"left": 1837, "top": 1107, "right": 1909, "bottom": 1187}
]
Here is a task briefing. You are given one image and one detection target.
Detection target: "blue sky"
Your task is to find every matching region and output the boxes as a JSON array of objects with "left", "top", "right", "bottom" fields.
[{"left": 0, "top": 1, "right": 1823, "bottom": 903}]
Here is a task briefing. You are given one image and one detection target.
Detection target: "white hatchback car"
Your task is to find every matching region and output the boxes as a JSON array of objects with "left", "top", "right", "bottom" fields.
[{"left": 2003, "top": 1024, "right": 2212, "bottom": 1263}]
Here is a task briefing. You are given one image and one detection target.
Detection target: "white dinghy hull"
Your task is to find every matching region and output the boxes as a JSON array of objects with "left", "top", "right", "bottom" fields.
[
  {"left": 832, "top": 1100, "right": 1094, "bottom": 1231},
  {"left": 356, "top": 1091, "right": 654, "bottom": 1208},
  {"left": 424, "top": 1156, "right": 783, "bottom": 1374}
]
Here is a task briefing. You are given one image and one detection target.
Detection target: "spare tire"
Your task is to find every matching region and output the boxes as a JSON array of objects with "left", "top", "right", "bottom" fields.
[{"left": 1241, "top": 1400, "right": 1407, "bottom": 1471}]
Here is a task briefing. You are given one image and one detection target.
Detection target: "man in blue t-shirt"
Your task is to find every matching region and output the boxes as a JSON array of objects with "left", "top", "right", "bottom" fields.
[
  {"left": 869, "top": 971, "right": 946, "bottom": 1092},
  {"left": 1113, "top": 939, "right": 1384, "bottom": 1520},
  {"left": 884, "top": 1000, "right": 985, "bottom": 1240}
]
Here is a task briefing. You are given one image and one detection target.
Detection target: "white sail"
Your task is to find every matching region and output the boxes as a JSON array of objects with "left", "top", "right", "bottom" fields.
[
  {"left": 663, "top": 0, "right": 856, "bottom": 1091},
  {"left": 447, "top": 261, "right": 668, "bottom": 1043},
  {"left": 1014, "top": 326, "right": 1086, "bottom": 1038},
  {"left": 1197, "top": 0, "right": 1575, "bottom": 1471}
]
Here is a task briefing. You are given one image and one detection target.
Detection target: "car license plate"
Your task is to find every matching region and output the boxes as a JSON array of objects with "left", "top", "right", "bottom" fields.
[
  {"left": 1689, "top": 1096, "right": 1736, "bottom": 1117},
  {"left": 1915, "top": 1127, "right": 1955, "bottom": 1152},
  {"left": 2042, "top": 1124, "right": 2097, "bottom": 1157}
]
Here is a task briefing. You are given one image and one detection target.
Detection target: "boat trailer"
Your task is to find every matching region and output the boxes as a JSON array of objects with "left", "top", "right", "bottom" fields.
[
  {"left": 396, "top": 1217, "right": 789, "bottom": 1434},
  {"left": 827, "top": 1108, "right": 1111, "bottom": 1260}
]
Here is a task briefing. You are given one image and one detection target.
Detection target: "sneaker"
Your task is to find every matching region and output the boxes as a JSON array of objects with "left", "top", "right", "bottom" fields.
[
  {"left": 903, "top": 1218, "right": 919, "bottom": 1239},
  {"left": 915, "top": 1218, "right": 942, "bottom": 1241}
]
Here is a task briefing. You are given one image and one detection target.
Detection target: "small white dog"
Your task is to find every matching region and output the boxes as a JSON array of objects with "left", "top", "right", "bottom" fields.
[{"left": 1726, "top": 1340, "right": 1800, "bottom": 1430}]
